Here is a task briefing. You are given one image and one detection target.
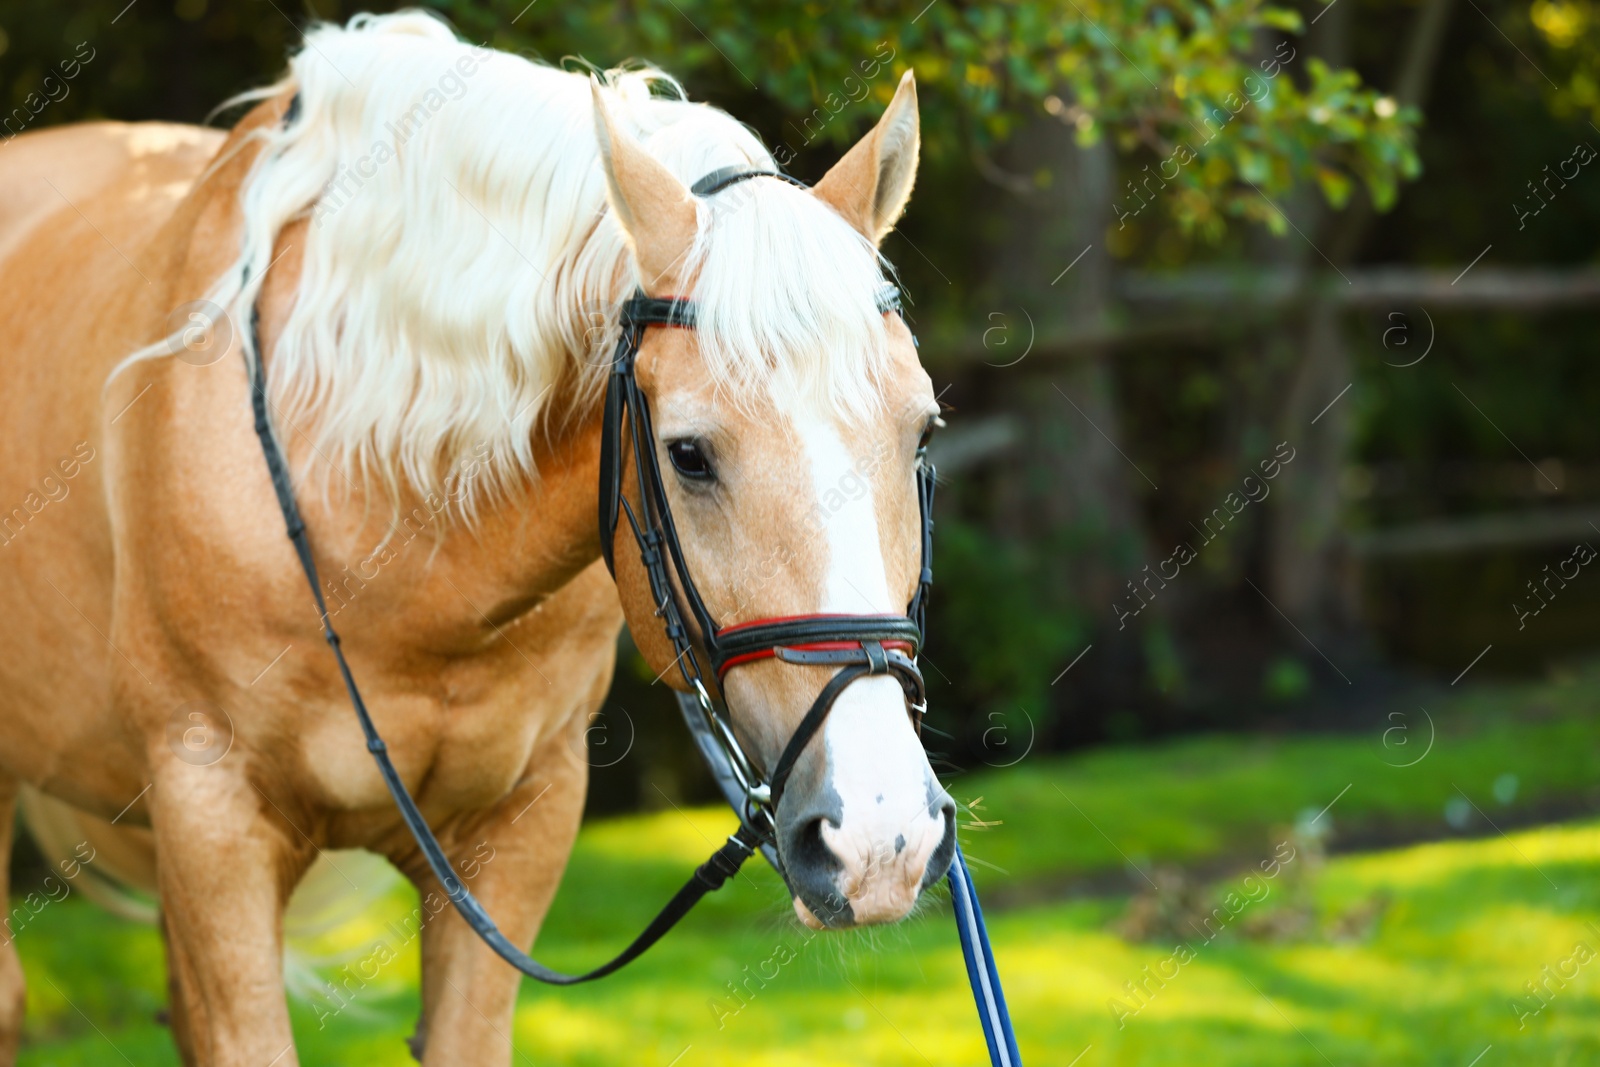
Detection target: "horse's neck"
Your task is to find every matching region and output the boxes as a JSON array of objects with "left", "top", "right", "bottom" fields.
[
  {"left": 444, "top": 417, "right": 609, "bottom": 608},
  {"left": 275, "top": 408, "right": 608, "bottom": 663},
  {"left": 188, "top": 98, "right": 607, "bottom": 637}
]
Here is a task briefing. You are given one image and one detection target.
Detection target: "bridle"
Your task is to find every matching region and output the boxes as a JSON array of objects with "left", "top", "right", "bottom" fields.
[
  {"left": 248, "top": 149, "right": 937, "bottom": 981},
  {"left": 602, "top": 283, "right": 933, "bottom": 850},
  {"left": 597, "top": 171, "right": 935, "bottom": 849}
]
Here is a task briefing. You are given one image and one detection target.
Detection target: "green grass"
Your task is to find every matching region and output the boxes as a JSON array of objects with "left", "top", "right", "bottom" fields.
[
  {"left": 14, "top": 664, "right": 1600, "bottom": 1065},
  {"left": 961, "top": 663, "right": 1600, "bottom": 885}
]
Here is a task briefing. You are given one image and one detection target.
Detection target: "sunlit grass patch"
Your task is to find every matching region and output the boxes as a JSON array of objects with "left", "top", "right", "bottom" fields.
[
  {"left": 17, "top": 818, "right": 1600, "bottom": 1066},
  {"left": 13, "top": 662, "right": 1600, "bottom": 1065},
  {"left": 494, "top": 820, "right": 1600, "bottom": 1066}
]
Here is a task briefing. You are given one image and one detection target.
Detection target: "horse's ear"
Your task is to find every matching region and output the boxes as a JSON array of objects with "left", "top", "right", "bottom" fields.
[
  {"left": 813, "top": 70, "right": 920, "bottom": 245},
  {"left": 590, "top": 78, "right": 699, "bottom": 292}
]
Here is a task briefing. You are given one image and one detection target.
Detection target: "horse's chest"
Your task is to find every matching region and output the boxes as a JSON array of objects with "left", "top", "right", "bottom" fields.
[
  {"left": 283, "top": 564, "right": 623, "bottom": 829},
  {"left": 298, "top": 672, "right": 573, "bottom": 816}
]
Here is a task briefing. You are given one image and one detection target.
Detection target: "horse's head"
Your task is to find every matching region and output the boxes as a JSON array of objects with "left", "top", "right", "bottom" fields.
[{"left": 593, "top": 73, "right": 955, "bottom": 928}]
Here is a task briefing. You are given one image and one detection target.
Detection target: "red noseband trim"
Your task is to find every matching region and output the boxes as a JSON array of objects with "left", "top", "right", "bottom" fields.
[{"left": 715, "top": 638, "right": 916, "bottom": 679}]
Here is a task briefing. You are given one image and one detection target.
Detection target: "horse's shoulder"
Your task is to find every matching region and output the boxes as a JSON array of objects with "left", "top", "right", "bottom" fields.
[
  {"left": 0, "top": 121, "right": 221, "bottom": 208},
  {"left": 0, "top": 120, "right": 220, "bottom": 174}
]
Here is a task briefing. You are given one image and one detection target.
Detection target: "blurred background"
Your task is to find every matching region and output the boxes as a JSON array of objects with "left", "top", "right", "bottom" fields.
[{"left": 3, "top": 0, "right": 1599, "bottom": 1064}]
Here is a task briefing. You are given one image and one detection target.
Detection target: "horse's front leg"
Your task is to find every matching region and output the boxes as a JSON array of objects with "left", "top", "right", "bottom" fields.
[
  {"left": 408, "top": 725, "right": 588, "bottom": 1067},
  {"left": 153, "top": 759, "right": 312, "bottom": 1067},
  {"left": 0, "top": 775, "right": 24, "bottom": 1066}
]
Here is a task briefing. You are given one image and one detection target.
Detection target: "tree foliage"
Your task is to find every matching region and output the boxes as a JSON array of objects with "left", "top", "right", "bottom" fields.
[
  {"left": 1529, "top": 0, "right": 1600, "bottom": 116},
  {"left": 437, "top": 0, "right": 1420, "bottom": 237},
  {"left": 0, "top": 0, "right": 1421, "bottom": 238}
]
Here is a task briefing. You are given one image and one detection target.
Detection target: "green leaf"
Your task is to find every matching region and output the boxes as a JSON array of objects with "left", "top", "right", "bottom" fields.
[
  {"left": 1315, "top": 165, "right": 1353, "bottom": 208},
  {"left": 1259, "top": 6, "right": 1306, "bottom": 32}
]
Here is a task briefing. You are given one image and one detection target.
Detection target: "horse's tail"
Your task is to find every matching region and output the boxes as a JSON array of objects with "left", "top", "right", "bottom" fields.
[
  {"left": 17, "top": 788, "right": 402, "bottom": 999},
  {"left": 18, "top": 786, "right": 160, "bottom": 923}
]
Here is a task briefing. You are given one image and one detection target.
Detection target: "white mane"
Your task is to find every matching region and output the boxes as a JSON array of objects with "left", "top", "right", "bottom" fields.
[{"left": 124, "top": 9, "right": 895, "bottom": 515}]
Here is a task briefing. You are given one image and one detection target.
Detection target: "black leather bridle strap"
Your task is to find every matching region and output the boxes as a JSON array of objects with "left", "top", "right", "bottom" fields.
[
  {"left": 765, "top": 647, "right": 926, "bottom": 815},
  {"left": 690, "top": 165, "right": 809, "bottom": 196},
  {"left": 597, "top": 284, "right": 902, "bottom": 583},
  {"left": 713, "top": 613, "right": 922, "bottom": 676},
  {"left": 595, "top": 278, "right": 931, "bottom": 844},
  {"left": 768, "top": 664, "right": 870, "bottom": 814},
  {"left": 246, "top": 308, "right": 760, "bottom": 985}
]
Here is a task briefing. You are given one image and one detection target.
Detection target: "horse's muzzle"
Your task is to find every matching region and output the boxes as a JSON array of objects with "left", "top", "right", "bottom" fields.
[{"left": 780, "top": 781, "right": 957, "bottom": 928}]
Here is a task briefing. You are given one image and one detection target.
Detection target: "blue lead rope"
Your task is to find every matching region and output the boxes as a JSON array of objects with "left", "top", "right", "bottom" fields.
[
  {"left": 675, "top": 690, "right": 1022, "bottom": 1064},
  {"left": 949, "top": 842, "right": 1023, "bottom": 1067}
]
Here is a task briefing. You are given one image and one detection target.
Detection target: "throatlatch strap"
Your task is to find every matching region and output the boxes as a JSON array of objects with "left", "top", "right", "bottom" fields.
[{"left": 246, "top": 308, "right": 759, "bottom": 985}]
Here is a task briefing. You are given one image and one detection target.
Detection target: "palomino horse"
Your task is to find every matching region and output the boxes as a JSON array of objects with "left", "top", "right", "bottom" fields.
[{"left": 0, "top": 10, "right": 953, "bottom": 1066}]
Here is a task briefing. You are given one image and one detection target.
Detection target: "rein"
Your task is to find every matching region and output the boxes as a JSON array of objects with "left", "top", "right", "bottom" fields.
[
  {"left": 244, "top": 123, "right": 1019, "bottom": 1060},
  {"left": 248, "top": 301, "right": 752, "bottom": 984}
]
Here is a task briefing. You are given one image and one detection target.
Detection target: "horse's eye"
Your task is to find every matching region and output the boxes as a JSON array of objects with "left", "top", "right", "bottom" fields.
[
  {"left": 667, "top": 439, "right": 714, "bottom": 481},
  {"left": 917, "top": 416, "right": 941, "bottom": 456}
]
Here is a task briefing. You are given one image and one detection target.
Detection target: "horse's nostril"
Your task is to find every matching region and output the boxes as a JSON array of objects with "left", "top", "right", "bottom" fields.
[
  {"left": 792, "top": 815, "right": 834, "bottom": 867},
  {"left": 920, "top": 797, "right": 958, "bottom": 891},
  {"left": 779, "top": 811, "right": 853, "bottom": 927}
]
